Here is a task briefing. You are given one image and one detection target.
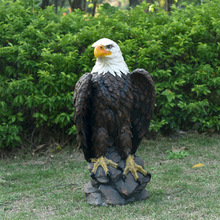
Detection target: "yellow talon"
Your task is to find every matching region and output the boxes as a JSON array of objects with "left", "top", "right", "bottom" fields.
[
  {"left": 91, "top": 156, "right": 118, "bottom": 176},
  {"left": 123, "top": 155, "right": 147, "bottom": 181}
]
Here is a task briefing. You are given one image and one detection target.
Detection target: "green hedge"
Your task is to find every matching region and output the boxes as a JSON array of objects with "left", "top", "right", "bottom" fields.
[{"left": 0, "top": 0, "right": 219, "bottom": 149}]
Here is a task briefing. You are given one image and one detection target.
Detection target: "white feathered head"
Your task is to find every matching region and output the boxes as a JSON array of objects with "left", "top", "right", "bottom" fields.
[{"left": 91, "top": 38, "right": 129, "bottom": 77}]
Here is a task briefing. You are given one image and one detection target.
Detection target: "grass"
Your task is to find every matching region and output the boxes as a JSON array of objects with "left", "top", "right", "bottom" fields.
[{"left": 0, "top": 134, "right": 220, "bottom": 220}]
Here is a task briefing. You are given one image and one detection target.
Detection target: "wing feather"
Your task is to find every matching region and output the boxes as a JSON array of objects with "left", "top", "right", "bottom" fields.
[
  {"left": 130, "top": 69, "right": 156, "bottom": 154},
  {"left": 73, "top": 73, "right": 92, "bottom": 161}
]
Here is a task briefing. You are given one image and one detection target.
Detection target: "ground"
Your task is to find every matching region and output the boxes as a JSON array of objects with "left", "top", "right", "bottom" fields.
[{"left": 0, "top": 134, "right": 219, "bottom": 219}]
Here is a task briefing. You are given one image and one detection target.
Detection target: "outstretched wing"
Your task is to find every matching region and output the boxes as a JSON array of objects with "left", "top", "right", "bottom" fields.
[
  {"left": 130, "top": 69, "right": 156, "bottom": 154},
  {"left": 73, "top": 73, "right": 92, "bottom": 161}
]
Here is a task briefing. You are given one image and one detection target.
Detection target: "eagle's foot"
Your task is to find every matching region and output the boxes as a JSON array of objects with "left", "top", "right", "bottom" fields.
[
  {"left": 90, "top": 156, "right": 118, "bottom": 179},
  {"left": 123, "top": 155, "right": 147, "bottom": 184}
]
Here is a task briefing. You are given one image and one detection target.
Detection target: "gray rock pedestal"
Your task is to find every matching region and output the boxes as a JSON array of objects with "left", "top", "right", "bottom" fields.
[{"left": 84, "top": 146, "right": 151, "bottom": 206}]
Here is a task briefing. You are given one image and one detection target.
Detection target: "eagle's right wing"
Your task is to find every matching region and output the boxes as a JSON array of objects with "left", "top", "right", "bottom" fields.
[{"left": 73, "top": 73, "right": 93, "bottom": 161}]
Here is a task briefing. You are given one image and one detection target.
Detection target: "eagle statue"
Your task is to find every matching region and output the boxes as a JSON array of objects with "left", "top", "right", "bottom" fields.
[{"left": 73, "top": 38, "right": 156, "bottom": 183}]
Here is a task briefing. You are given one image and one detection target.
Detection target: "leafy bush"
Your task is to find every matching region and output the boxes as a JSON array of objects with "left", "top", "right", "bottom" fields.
[{"left": 0, "top": 0, "right": 219, "bottom": 149}]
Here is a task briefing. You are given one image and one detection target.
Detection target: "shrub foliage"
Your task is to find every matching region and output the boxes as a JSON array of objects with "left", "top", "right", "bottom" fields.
[{"left": 0, "top": 0, "right": 219, "bottom": 149}]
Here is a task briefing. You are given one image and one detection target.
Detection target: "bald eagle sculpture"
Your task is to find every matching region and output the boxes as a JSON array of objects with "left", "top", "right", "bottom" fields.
[{"left": 73, "top": 38, "right": 156, "bottom": 183}]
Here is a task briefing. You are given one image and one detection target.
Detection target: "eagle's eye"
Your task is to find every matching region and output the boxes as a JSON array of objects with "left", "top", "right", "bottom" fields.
[{"left": 106, "top": 44, "right": 113, "bottom": 50}]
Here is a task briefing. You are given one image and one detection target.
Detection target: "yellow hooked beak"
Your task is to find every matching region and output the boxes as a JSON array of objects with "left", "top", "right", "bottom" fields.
[{"left": 94, "top": 44, "right": 112, "bottom": 58}]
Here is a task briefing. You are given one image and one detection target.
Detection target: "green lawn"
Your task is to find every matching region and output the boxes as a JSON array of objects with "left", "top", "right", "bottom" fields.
[{"left": 0, "top": 134, "right": 219, "bottom": 220}]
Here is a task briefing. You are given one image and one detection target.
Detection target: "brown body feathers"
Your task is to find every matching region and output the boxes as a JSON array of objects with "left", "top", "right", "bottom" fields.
[{"left": 73, "top": 69, "right": 156, "bottom": 161}]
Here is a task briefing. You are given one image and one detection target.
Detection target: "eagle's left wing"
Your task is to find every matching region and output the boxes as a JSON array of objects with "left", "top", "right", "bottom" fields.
[{"left": 130, "top": 69, "right": 156, "bottom": 154}]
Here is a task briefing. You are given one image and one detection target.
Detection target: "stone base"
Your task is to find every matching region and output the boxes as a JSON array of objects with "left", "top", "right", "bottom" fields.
[{"left": 84, "top": 146, "right": 151, "bottom": 206}]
